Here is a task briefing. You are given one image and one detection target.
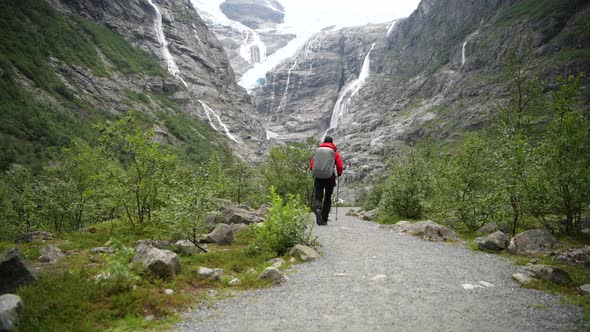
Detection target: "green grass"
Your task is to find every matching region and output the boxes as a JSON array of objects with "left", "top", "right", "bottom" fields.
[{"left": 496, "top": 0, "right": 588, "bottom": 24}]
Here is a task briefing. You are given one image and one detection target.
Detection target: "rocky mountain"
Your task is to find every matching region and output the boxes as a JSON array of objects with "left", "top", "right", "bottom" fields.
[
  {"left": 252, "top": 0, "right": 590, "bottom": 198},
  {"left": 1, "top": 0, "right": 266, "bottom": 168},
  {"left": 191, "top": 0, "right": 296, "bottom": 77}
]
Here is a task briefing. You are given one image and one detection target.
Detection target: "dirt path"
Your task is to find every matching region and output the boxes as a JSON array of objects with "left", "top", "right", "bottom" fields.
[{"left": 177, "top": 207, "right": 587, "bottom": 331}]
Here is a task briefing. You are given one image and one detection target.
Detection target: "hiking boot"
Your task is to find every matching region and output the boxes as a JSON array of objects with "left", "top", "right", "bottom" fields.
[{"left": 315, "top": 209, "right": 323, "bottom": 225}]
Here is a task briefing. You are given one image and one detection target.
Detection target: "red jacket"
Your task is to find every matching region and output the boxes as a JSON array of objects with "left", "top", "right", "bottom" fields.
[{"left": 309, "top": 142, "right": 344, "bottom": 176}]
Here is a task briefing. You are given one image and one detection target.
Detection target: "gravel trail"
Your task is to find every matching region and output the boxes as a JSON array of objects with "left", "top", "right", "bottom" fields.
[{"left": 178, "top": 208, "right": 588, "bottom": 331}]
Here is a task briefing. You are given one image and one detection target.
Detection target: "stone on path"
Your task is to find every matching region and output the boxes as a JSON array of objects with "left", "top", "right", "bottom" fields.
[
  {"left": 370, "top": 274, "right": 387, "bottom": 281},
  {"left": 257, "top": 267, "right": 288, "bottom": 284},
  {"left": 0, "top": 294, "right": 24, "bottom": 331},
  {"left": 205, "top": 224, "right": 234, "bottom": 245},
  {"left": 507, "top": 229, "right": 559, "bottom": 255},
  {"left": 512, "top": 273, "right": 535, "bottom": 286},
  {"left": 38, "top": 245, "right": 65, "bottom": 263},
  {"left": 132, "top": 245, "right": 180, "bottom": 278},
  {"left": 475, "top": 231, "right": 509, "bottom": 251},
  {"left": 289, "top": 245, "right": 320, "bottom": 262},
  {"left": 267, "top": 258, "right": 285, "bottom": 269},
  {"left": 0, "top": 249, "right": 37, "bottom": 295}
]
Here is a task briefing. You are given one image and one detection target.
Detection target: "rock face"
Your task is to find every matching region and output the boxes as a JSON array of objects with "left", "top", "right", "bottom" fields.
[
  {"left": 257, "top": 267, "right": 288, "bottom": 284},
  {"left": 289, "top": 245, "right": 321, "bottom": 262},
  {"left": 220, "top": 0, "right": 284, "bottom": 29},
  {"left": 132, "top": 245, "right": 180, "bottom": 278},
  {"left": 507, "top": 229, "right": 560, "bottom": 255},
  {"left": 0, "top": 249, "right": 37, "bottom": 295},
  {"left": 475, "top": 231, "right": 509, "bottom": 251},
  {"left": 0, "top": 294, "right": 24, "bottom": 332},
  {"left": 47, "top": 0, "right": 266, "bottom": 161},
  {"left": 15, "top": 231, "right": 54, "bottom": 244},
  {"left": 205, "top": 224, "right": 234, "bottom": 245},
  {"left": 251, "top": 0, "right": 590, "bottom": 201},
  {"left": 38, "top": 245, "right": 66, "bottom": 263}
]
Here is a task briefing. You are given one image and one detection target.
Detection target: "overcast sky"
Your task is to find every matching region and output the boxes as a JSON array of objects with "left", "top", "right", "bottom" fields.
[{"left": 279, "top": 0, "right": 421, "bottom": 33}]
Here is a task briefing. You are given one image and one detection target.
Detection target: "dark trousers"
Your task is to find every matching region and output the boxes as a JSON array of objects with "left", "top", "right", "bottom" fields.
[{"left": 314, "top": 178, "right": 334, "bottom": 221}]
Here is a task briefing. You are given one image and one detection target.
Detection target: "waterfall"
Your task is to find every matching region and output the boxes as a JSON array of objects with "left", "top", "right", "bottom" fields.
[
  {"left": 327, "top": 43, "right": 376, "bottom": 133},
  {"left": 198, "top": 100, "right": 240, "bottom": 143},
  {"left": 461, "top": 40, "right": 468, "bottom": 66},
  {"left": 386, "top": 20, "right": 399, "bottom": 37},
  {"left": 146, "top": 0, "right": 187, "bottom": 87},
  {"left": 277, "top": 60, "right": 299, "bottom": 117},
  {"left": 239, "top": 30, "right": 267, "bottom": 64}
]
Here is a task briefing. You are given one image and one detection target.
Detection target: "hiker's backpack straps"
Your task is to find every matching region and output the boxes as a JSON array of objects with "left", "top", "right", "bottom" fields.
[{"left": 311, "top": 147, "right": 336, "bottom": 179}]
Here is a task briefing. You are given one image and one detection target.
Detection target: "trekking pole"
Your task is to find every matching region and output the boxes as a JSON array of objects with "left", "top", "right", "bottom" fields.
[{"left": 335, "top": 177, "right": 340, "bottom": 221}]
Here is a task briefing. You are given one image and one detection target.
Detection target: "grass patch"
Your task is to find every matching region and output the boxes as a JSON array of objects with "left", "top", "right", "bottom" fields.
[{"left": 496, "top": 0, "right": 588, "bottom": 24}]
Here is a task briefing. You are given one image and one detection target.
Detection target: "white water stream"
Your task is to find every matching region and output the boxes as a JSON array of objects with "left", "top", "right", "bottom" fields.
[
  {"left": 277, "top": 60, "right": 299, "bottom": 115},
  {"left": 327, "top": 43, "right": 376, "bottom": 133},
  {"left": 461, "top": 40, "right": 468, "bottom": 66},
  {"left": 198, "top": 100, "right": 240, "bottom": 143},
  {"left": 147, "top": 0, "right": 188, "bottom": 87}
]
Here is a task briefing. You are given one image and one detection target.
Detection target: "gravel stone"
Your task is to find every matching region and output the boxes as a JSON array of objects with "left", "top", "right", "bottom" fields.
[{"left": 177, "top": 208, "right": 588, "bottom": 331}]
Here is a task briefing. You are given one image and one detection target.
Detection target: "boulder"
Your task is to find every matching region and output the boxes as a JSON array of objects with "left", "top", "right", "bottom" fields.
[
  {"left": 173, "top": 240, "right": 206, "bottom": 256},
  {"left": 361, "top": 209, "right": 377, "bottom": 221},
  {"left": 507, "top": 229, "right": 559, "bottom": 255},
  {"left": 205, "top": 224, "right": 234, "bottom": 245},
  {"left": 422, "top": 224, "right": 462, "bottom": 242},
  {"left": 38, "top": 245, "right": 65, "bottom": 263},
  {"left": 90, "top": 247, "right": 114, "bottom": 254},
  {"left": 0, "top": 249, "right": 37, "bottom": 295},
  {"left": 0, "top": 294, "right": 24, "bottom": 331},
  {"left": 512, "top": 273, "right": 535, "bottom": 286},
  {"left": 523, "top": 265, "right": 573, "bottom": 285},
  {"left": 289, "top": 245, "right": 320, "bottom": 262},
  {"left": 227, "top": 211, "right": 264, "bottom": 225},
  {"left": 15, "top": 231, "right": 54, "bottom": 244},
  {"left": 554, "top": 246, "right": 590, "bottom": 266},
  {"left": 132, "top": 245, "right": 180, "bottom": 278},
  {"left": 578, "top": 284, "right": 590, "bottom": 295},
  {"left": 476, "top": 222, "right": 498, "bottom": 236},
  {"left": 230, "top": 223, "right": 250, "bottom": 235},
  {"left": 475, "top": 231, "right": 509, "bottom": 251},
  {"left": 257, "top": 267, "right": 288, "bottom": 284},
  {"left": 256, "top": 205, "right": 271, "bottom": 218},
  {"left": 197, "top": 267, "right": 223, "bottom": 280},
  {"left": 133, "top": 239, "right": 170, "bottom": 250}
]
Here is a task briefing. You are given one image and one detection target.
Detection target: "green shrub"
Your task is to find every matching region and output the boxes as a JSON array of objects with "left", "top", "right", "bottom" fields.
[{"left": 251, "top": 188, "right": 315, "bottom": 255}]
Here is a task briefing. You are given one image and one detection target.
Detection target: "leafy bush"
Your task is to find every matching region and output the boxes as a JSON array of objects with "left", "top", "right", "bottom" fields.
[
  {"left": 251, "top": 188, "right": 315, "bottom": 255},
  {"left": 95, "top": 239, "right": 141, "bottom": 291}
]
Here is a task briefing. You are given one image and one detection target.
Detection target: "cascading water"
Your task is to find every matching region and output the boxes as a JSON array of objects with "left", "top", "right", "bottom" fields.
[
  {"left": 461, "top": 30, "right": 478, "bottom": 66},
  {"left": 198, "top": 100, "right": 240, "bottom": 143},
  {"left": 461, "top": 40, "right": 468, "bottom": 66},
  {"left": 386, "top": 19, "right": 399, "bottom": 37},
  {"left": 326, "top": 43, "right": 376, "bottom": 134},
  {"left": 146, "top": 0, "right": 187, "bottom": 87},
  {"left": 277, "top": 60, "right": 299, "bottom": 117}
]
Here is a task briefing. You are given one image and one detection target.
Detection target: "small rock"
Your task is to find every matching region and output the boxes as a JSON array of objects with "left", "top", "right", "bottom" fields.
[
  {"left": 578, "top": 284, "right": 590, "bottom": 295},
  {"left": 267, "top": 258, "right": 285, "bottom": 269},
  {"left": 475, "top": 231, "right": 509, "bottom": 251},
  {"left": 132, "top": 245, "right": 180, "bottom": 278},
  {"left": 197, "top": 267, "right": 223, "bottom": 280},
  {"left": 228, "top": 278, "right": 241, "bottom": 286},
  {"left": 163, "top": 289, "right": 174, "bottom": 295},
  {"left": 144, "top": 315, "right": 155, "bottom": 322},
  {"left": 257, "top": 267, "right": 288, "bottom": 284},
  {"left": 246, "top": 268, "right": 257, "bottom": 275},
  {"left": 524, "top": 265, "right": 573, "bottom": 285},
  {"left": 422, "top": 224, "right": 462, "bottom": 242},
  {"left": 507, "top": 229, "right": 559, "bottom": 255},
  {"left": 370, "top": 274, "right": 387, "bottom": 281},
  {"left": 0, "top": 248, "right": 37, "bottom": 294},
  {"left": 289, "top": 245, "right": 320, "bottom": 262},
  {"left": 554, "top": 246, "right": 590, "bottom": 266},
  {"left": 15, "top": 231, "right": 54, "bottom": 244},
  {"left": 529, "top": 259, "right": 539, "bottom": 265},
  {"left": 0, "top": 294, "right": 24, "bottom": 331},
  {"left": 207, "top": 289, "right": 218, "bottom": 297},
  {"left": 90, "top": 247, "right": 114, "bottom": 254},
  {"left": 205, "top": 224, "right": 234, "bottom": 245},
  {"left": 38, "top": 245, "right": 65, "bottom": 263},
  {"left": 288, "top": 257, "right": 296, "bottom": 263},
  {"left": 512, "top": 273, "right": 535, "bottom": 286}
]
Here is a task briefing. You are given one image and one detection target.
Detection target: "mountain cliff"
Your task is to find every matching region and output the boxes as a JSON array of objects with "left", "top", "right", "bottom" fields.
[{"left": 252, "top": 0, "right": 590, "bottom": 196}]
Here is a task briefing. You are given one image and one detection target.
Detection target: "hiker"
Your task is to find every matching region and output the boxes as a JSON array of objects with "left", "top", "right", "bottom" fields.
[{"left": 309, "top": 136, "right": 343, "bottom": 225}]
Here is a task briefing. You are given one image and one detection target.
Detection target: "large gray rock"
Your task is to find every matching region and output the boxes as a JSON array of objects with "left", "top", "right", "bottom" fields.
[
  {"left": 475, "top": 231, "right": 509, "bottom": 251},
  {"left": 222, "top": 205, "right": 265, "bottom": 225},
  {"left": 173, "top": 240, "right": 206, "bottom": 256},
  {"left": 507, "top": 229, "right": 559, "bottom": 255},
  {"left": 0, "top": 294, "right": 24, "bottom": 331},
  {"left": 133, "top": 240, "right": 170, "bottom": 250},
  {"left": 38, "top": 245, "right": 65, "bottom": 263},
  {"left": 0, "top": 249, "right": 37, "bottom": 295},
  {"left": 230, "top": 223, "right": 250, "bottom": 235},
  {"left": 289, "top": 245, "right": 321, "bottom": 262},
  {"left": 422, "top": 224, "right": 462, "bottom": 242},
  {"left": 15, "top": 231, "right": 54, "bottom": 244},
  {"left": 476, "top": 222, "right": 499, "bottom": 236},
  {"left": 523, "top": 265, "right": 573, "bottom": 285},
  {"left": 205, "top": 224, "right": 234, "bottom": 245},
  {"left": 257, "top": 267, "right": 288, "bottom": 284},
  {"left": 132, "top": 245, "right": 180, "bottom": 278}
]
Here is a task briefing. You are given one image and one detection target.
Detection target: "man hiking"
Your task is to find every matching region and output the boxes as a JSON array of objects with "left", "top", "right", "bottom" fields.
[{"left": 309, "top": 136, "right": 344, "bottom": 225}]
